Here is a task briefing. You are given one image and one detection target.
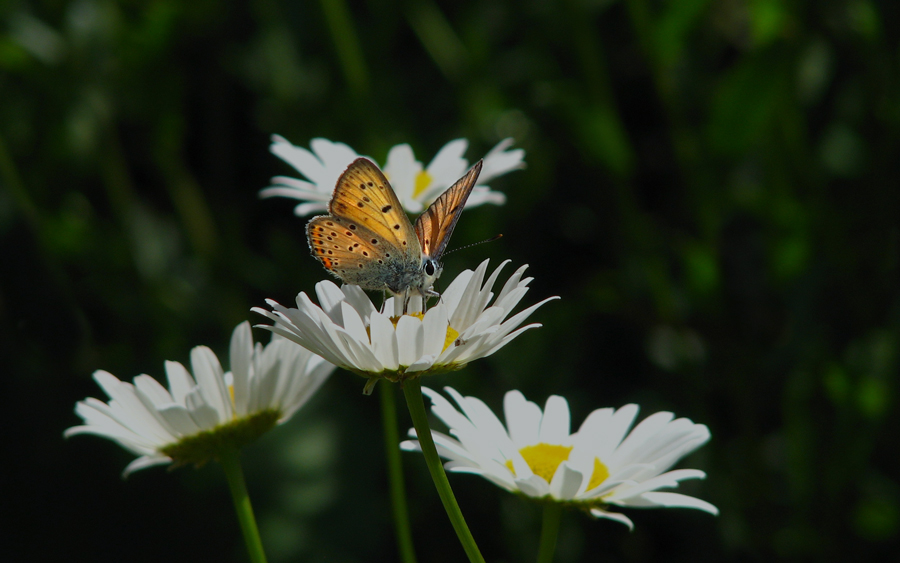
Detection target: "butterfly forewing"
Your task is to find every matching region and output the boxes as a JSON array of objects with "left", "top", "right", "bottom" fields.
[
  {"left": 414, "top": 159, "right": 483, "bottom": 260},
  {"left": 307, "top": 158, "right": 424, "bottom": 292},
  {"left": 329, "top": 158, "right": 420, "bottom": 258}
]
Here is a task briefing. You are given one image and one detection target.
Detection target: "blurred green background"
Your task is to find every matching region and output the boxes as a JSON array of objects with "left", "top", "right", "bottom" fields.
[{"left": 2, "top": 0, "right": 898, "bottom": 561}]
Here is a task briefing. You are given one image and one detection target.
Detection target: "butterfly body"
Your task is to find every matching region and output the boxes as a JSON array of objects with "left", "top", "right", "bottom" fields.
[{"left": 307, "top": 158, "right": 482, "bottom": 300}]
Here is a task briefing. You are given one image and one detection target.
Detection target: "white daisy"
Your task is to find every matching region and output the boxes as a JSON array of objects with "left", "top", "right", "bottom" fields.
[
  {"left": 65, "top": 322, "right": 336, "bottom": 476},
  {"left": 401, "top": 387, "right": 718, "bottom": 530},
  {"left": 252, "top": 260, "right": 556, "bottom": 392},
  {"left": 261, "top": 136, "right": 361, "bottom": 217},
  {"left": 260, "top": 135, "right": 525, "bottom": 216}
]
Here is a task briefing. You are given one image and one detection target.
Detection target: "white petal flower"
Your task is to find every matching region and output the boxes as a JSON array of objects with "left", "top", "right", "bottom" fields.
[
  {"left": 65, "top": 322, "right": 336, "bottom": 476},
  {"left": 401, "top": 387, "right": 717, "bottom": 530},
  {"left": 253, "top": 260, "right": 556, "bottom": 392},
  {"left": 260, "top": 135, "right": 362, "bottom": 216},
  {"left": 261, "top": 135, "right": 525, "bottom": 216}
]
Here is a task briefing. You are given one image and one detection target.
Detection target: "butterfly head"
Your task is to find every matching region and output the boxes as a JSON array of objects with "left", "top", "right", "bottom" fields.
[{"left": 419, "top": 256, "right": 442, "bottom": 295}]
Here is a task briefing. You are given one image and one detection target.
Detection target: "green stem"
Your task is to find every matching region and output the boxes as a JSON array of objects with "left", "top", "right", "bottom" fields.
[
  {"left": 536, "top": 503, "right": 563, "bottom": 563},
  {"left": 219, "top": 449, "right": 268, "bottom": 563},
  {"left": 381, "top": 384, "right": 418, "bottom": 563},
  {"left": 319, "top": 0, "right": 370, "bottom": 97},
  {"left": 406, "top": 0, "right": 469, "bottom": 82},
  {"left": 401, "top": 379, "right": 485, "bottom": 563}
]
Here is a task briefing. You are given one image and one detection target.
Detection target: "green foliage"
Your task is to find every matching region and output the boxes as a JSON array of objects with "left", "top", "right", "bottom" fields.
[{"left": 2, "top": 0, "right": 898, "bottom": 561}]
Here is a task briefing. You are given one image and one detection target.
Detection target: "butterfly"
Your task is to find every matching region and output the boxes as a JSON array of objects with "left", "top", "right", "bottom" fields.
[{"left": 307, "top": 157, "right": 483, "bottom": 306}]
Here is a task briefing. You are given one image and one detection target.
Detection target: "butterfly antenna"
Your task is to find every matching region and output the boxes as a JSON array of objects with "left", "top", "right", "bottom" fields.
[{"left": 443, "top": 234, "right": 503, "bottom": 256}]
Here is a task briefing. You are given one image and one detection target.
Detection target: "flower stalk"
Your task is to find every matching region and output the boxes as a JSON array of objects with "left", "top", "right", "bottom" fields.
[
  {"left": 402, "top": 378, "right": 485, "bottom": 563},
  {"left": 381, "top": 383, "right": 418, "bottom": 563},
  {"left": 536, "top": 502, "right": 562, "bottom": 563},
  {"left": 219, "top": 448, "right": 268, "bottom": 563}
]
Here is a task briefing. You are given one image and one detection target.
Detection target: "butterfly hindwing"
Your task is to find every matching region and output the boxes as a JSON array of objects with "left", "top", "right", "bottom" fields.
[
  {"left": 414, "top": 160, "right": 483, "bottom": 260},
  {"left": 308, "top": 215, "right": 412, "bottom": 289}
]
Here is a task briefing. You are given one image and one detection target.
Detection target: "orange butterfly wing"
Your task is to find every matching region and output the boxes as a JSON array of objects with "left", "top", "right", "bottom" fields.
[
  {"left": 414, "top": 160, "right": 483, "bottom": 260},
  {"left": 331, "top": 158, "right": 419, "bottom": 255},
  {"left": 307, "top": 158, "right": 423, "bottom": 291},
  {"left": 307, "top": 217, "right": 384, "bottom": 279}
]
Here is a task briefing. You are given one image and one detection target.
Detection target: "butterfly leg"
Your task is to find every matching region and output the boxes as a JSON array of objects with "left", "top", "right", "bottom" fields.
[
  {"left": 426, "top": 288, "right": 442, "bottom": 313},
  {"left": 403, "top": 289, "right": 413, "bottom": 315}
]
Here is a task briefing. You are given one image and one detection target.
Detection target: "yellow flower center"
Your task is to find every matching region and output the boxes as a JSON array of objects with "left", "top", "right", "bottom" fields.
[
  {"left": 586, "top": 457, "right": 611, "bottom": 490},
  {"left": 505, "top": 443, "right": 611, "bottom": 490},
  {"left": 413, "top": 170, "right": 433, "bottom": 198},
  {"left": 385, "top": 313, "right": 460, "bottom": 352},
  {"left": 507, "top": 443, "right": 573, "bottom": 482},
  {"left": 394, "top": 313, "right": 424, "bottom": 323}
]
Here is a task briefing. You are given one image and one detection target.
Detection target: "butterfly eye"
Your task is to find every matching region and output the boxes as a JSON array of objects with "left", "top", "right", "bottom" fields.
[{"left": 424, "top": 260, "right": 436, "bottom": 277}]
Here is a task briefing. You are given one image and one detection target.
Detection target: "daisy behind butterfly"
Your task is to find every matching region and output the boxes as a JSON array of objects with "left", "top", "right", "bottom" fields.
[{"left": 307, "top": 157, "right": 482, "bottom": 309}]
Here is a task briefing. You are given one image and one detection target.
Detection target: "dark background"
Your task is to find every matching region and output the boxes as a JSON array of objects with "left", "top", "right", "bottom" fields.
[{"left": 2, "top": 0, "right": 898, "bottom": 561}]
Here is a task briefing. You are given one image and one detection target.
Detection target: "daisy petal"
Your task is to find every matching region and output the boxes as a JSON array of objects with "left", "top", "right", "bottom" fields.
[
  {"left": 589, "top": 508, "right": 635, "bottom": 530},
  {"left": 66, "top": 321, "right": 336, "bottom": 475},
  {"left": 622, "top": 492, "right": 719, "bottom": 515}
]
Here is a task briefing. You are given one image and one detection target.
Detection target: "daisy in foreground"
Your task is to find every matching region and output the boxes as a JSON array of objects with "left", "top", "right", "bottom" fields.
[
  {"left": 65, "top": 321, "right": 335, "bottom": 476},
  {"left": 65, "top": 322, "right": 334, "bottom": 563},
  {"left": 260, "top": 135, "right": 525, "bottom": 216},
  {"left": 252, "top": 259, "right": 557, "bottom": 393},
  {"left": 254, "top": 260, "right": 555, "bottom": 562},
  {"left": 401, "top": 387, "right": 718, "bottom": 532}
]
